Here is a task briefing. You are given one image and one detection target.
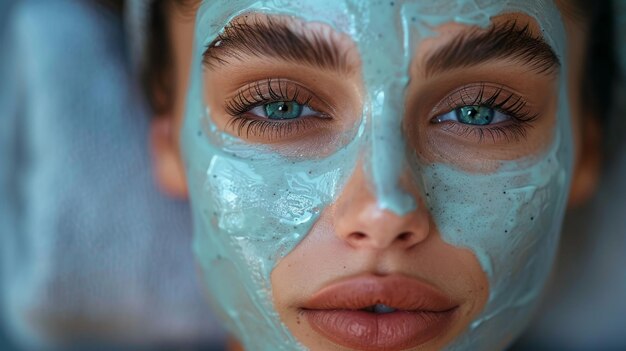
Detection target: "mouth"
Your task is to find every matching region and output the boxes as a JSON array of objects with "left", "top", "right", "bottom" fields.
[{"left": 300, "top": 274, "right": 459, "bottom": 351}]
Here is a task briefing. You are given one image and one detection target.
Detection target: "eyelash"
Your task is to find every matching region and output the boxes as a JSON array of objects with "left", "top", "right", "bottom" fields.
[
  {"left": 437, "top": 83, "right": 538, "bottom": 143},
  {"left": 223, "top": 81, "right": 537, "bottom": 143},
  {"left": 224, "top": 79, "right": 327, "bottom": 139}
]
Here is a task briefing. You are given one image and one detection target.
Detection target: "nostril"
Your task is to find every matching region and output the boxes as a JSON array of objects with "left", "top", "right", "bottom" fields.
[
  {"left": 397, "top": 232, "right": 412, "bottom": 241},
  {"left": 348, "top": 232, "right": 367, "bottom": 241}
]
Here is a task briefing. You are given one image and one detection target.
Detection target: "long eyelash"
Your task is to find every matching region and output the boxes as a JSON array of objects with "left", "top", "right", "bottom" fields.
[
  {"left": 227, "top": 117, "right": 314, "bottom": 140},
  {"left": 443, "top": 83, "right": 538, "bottom": 142},
  {"left": 224, "top": 79, "right": 313, "bottom": 117},
  {"left": 448, "top": 83, "right": 538, "bottom": 122},
  {"left": 224, "top": 79, "right": 319, "bottom": 139},
  {"left": 442, "top": 123, "right": 531, "bottom": 143}
]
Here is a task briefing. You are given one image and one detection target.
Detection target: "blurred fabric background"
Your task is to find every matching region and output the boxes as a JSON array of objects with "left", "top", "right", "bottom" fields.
[
  {"left": 0, "top": 0, "right": 624, "bottom": 350},
  {"left": 0, "top": 0, "right": 224, "bottom": 349}
]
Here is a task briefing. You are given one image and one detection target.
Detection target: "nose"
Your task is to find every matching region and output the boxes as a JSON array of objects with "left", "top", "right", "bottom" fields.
[{"left": 333, "top": 165, "right": 430, "bottom": 250}]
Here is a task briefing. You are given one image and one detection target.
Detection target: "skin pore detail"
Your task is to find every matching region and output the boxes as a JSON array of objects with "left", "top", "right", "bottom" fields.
[{"left": 176, "top": 1, "right": 573, "bottom": 350}]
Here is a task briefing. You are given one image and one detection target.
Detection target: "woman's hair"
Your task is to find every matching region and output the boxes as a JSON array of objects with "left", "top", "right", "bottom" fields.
[
  {"left": 581, "top": 1, "right": 617, "bottom": 118},
  {"left": 141, "top": 0, "right": 618, "bottom": 120},
  {"left": 95, "top": 0, "right": 124, "bottom": 13},
  {"left": 145, "top": 0, "right": 174, "bottom": 115}
]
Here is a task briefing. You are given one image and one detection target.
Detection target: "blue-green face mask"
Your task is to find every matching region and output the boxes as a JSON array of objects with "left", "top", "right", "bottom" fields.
[{"left": 179, "top": 1, "right": 573, "bottom": 350}]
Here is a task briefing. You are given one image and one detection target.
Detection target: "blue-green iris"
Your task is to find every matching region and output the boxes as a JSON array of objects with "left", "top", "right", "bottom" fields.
[
  {"left": 264, "top": 101, "right": 303, "bottom": 120},
  {"left": 455, "top": 106, "right": 494, "bottom": 126}
]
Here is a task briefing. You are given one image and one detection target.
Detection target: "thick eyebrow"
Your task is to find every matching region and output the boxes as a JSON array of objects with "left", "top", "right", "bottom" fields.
[
  {"left": 424, "top": 20, "right": 560, "bottom": 77},
  {"left": 203, "top": 16, "right": 351, "bottom": 74}
]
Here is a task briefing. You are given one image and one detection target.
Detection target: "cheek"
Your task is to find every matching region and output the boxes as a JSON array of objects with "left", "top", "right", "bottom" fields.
[
  {"left": 180, "top": 105, "right": 360, "bottom": 349},
  {"left": 424, "top": 160, "right": 563, "bottom": 276},
  {"left": 422, "top": 135, "right": 570, "bottom": 347}
]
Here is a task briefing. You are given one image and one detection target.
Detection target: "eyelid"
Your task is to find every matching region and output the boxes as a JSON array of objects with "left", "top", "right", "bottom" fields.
[
  {"left": 226, "top": 115, "right": 330, "bottom": 141},
  {"left": 224, "top": 78, "right": 335, "bottom": 119},
  {"left": 430, "top": 82, "right": 537, "bottom": 123},
  {"left": 221, "top": 78, "right": 338, "bottom": 141},
  {"left": 425, "top": 83, "right": 540, "bottom": 144}
]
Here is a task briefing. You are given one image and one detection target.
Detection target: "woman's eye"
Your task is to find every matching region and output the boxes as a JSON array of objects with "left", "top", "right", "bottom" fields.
[
  {"left": 434, "top": 105, "right": 510, "bottom": 126},
  {"left": 221, "top": 78, "right": 340, "bottom": 142},
  {"left": 249, "top": 101, "right": 317, "bottom": 120}
]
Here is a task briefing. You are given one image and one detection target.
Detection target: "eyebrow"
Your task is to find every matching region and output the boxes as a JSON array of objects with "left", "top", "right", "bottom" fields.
[
  {"left": 424, "top": 20, "right": 560, "bottom": 77},
  {"left": 204, "top": 17, "right": 560, "bottom": 79},
  {"left": 203, "top": 16, "right": 351, "bottom": 74}
]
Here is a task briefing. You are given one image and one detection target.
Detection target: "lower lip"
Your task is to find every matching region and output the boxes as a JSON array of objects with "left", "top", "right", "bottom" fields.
[{"left": 303, "top": 308, "right": 456, "bottom": 351}]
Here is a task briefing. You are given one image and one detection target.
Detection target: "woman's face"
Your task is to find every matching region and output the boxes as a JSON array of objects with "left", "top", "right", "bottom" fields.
[{"left": 153, "top": 0, "right": 593, "bottom": 350}]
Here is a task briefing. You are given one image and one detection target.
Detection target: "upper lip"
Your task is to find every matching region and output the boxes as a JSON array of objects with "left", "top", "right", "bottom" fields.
[{"left": 302, "top": 274, "right": 458, "bottom": 312}]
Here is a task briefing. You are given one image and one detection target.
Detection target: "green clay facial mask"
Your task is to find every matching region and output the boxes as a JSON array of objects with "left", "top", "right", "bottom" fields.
[{"left": 180, "top": 1, "right": 573, "bottom": 350}]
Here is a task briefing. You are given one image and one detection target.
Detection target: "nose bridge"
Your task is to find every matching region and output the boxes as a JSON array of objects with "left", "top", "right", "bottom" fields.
[
  {"left": 364, "top": 86, "right": 417, "bottom": 216},
  {"left": 356, "top": 3, "right": 417, "bottom": 217}
]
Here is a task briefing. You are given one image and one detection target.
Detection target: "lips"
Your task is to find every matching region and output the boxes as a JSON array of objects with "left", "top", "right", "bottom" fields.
[{"left": 301, "top": 274, "right": 458, "bottom": 351}]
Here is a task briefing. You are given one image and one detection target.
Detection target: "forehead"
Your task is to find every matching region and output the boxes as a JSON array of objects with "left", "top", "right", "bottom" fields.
[{"left": 195, "top": 0, "right": 565, "bottom": 54}]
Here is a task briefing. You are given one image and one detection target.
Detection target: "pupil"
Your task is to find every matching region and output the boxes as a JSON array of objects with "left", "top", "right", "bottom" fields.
[
  {"left": 265, "top": 101, "right": 302, "bottom": 120},
  {"left": 456, "top": 105, "right": 494, "bottom": 126}
]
